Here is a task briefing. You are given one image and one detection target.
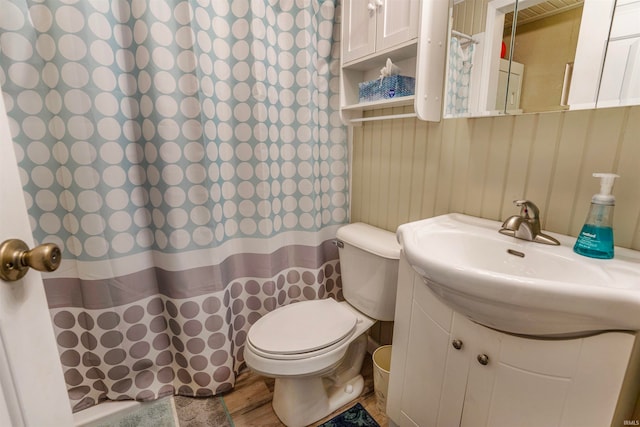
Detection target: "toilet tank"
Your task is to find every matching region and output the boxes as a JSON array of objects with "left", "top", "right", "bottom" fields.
[{"left": 336, "top": 223, "right": 401, "bottom": 321}]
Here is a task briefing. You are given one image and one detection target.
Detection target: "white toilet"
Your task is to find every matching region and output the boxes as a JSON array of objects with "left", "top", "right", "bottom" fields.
[{"left": 244, "top": 222, "right": 401, "bottom": 426}]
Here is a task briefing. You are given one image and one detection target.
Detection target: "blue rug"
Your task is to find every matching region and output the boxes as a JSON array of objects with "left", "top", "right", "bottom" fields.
[{"left": 319, "top": 403, "right": 380, "bottom": 427}]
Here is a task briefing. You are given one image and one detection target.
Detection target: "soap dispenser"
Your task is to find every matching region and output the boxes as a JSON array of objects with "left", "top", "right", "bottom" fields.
[{"left": 573, "top": 173, "right": 619, "bottom": 259}]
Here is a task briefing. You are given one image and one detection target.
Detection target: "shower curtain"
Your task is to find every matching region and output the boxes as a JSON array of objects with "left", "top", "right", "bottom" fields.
[
  {"left": 445, "top": 36, "right": 475, "bottom": 116},
  {"left": 0, "top": 0, "right": 347, "bottom": 412}
]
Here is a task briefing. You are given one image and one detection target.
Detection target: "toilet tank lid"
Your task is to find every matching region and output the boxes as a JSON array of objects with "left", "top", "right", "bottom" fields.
[{"left": 336, "top": 222, "right": 400, "bottom": 260}]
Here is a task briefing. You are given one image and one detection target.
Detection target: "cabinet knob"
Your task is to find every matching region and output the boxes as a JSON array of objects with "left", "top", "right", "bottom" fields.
[
  {"left": 452, "top": 339, "right": 463, "bottom": 350},
  {"left": 477, "top": 354, "right": 489, "bottom": 365}
]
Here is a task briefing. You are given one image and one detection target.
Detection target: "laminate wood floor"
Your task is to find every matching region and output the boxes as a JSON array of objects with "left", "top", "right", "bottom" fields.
[{"left": 221, "top": 354, "right": 388, "bottom": 426}]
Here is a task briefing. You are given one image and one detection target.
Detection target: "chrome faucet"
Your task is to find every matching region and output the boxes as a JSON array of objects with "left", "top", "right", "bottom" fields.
[{"left": 499, "top": 200, "right": 560, "bottom": 245}]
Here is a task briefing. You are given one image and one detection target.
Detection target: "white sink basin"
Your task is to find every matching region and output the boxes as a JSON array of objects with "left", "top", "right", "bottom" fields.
[{"left": 397, "top": 213, "right": 640, "bottom": 336}]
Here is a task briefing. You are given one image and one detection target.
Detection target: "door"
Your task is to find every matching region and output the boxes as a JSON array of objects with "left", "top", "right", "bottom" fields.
[
  {"left": 342, "top": 0, "right": 377, "bottom": 63},
  {"left": 0, "top": 87, "right": 74, "bottom": 424},
  {"left": 376, "top": 0, "right": 419, "bottom": 52}
]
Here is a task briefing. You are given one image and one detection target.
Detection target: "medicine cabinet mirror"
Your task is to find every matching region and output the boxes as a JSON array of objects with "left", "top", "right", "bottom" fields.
[{"left": 444, "top": 0, "right": 640, "bottom": 118}]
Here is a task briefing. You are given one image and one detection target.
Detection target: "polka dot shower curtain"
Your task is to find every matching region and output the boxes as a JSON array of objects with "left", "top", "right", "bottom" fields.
[{"left": 0, "top": 0, "right": 347, "bottom": 412}]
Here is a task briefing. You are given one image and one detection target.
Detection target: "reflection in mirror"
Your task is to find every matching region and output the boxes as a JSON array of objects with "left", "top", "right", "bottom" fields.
[
  {"left": 444, "top": 0, "right": 640, "bottom": 118},
  {"left": 503, "top": 0, "right": 583, "bottom": 113},
  {"left": 498, "top": 0, "right": 521, "bottom": 115},
  {"left": 592, "top": 0, "right": 640, "bottom": 108},
  {"left": 444, "top": 0, "right": 529, "bottom": 118}
]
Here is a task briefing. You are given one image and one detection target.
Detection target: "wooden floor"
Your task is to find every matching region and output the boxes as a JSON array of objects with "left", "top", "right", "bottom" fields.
[{"left": 221, "top": 355, "right": 388, "bottom": 426}]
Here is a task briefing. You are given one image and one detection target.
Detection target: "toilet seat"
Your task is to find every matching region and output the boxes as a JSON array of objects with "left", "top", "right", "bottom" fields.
[{"left": 247, "top": 298, "right": 357, "bottom": 360}]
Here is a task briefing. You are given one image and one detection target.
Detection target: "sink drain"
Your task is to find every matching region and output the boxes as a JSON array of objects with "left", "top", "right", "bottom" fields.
[{"left": 507, "top": 249, "right": 525, "bottom": 258}]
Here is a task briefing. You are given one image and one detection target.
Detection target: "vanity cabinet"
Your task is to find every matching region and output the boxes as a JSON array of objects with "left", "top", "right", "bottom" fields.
[
  {"left": 387, "top": 254, "right": 639, "bottom": 427},
  {"left": 339, "top": 0, "right": 449, "bottom": 124}
]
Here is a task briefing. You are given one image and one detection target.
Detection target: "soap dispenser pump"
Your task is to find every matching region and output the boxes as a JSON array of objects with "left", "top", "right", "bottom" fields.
[{"left": 573, "top": 173, "right": 619, "bottom": 259}]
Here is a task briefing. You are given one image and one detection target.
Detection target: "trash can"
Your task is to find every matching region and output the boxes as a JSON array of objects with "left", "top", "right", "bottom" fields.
[{"left": 372, "top": 345, "right": 392, "bottom": 413}]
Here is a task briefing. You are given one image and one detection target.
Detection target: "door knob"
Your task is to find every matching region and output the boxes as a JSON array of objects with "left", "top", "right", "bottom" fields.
[{"left": 0, "top": 239, "right": 61, "bottom": 282}]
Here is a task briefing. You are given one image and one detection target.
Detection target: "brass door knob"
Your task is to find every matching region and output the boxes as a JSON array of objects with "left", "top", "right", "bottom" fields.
[{"left": 0, "top": 239, "right": 61, "bottom": 282}]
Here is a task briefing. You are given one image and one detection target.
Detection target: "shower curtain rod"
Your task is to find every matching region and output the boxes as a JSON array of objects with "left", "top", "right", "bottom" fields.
[{"left": 451, "top": 30, "right": 478, "bottom": 44}]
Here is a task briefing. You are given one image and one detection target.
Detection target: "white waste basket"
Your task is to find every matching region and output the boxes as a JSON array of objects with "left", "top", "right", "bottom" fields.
[{"left": 372, "top": 345, "right": 392, "bottom": 413}]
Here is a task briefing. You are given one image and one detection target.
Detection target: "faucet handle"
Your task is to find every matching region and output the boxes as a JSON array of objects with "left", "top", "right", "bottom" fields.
[{"left": 514, "top": 200, "right": 539, "bottom": 219}]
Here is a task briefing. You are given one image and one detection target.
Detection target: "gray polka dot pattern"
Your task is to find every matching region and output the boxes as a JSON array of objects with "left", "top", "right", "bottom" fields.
[
  {"left": 0, "top": 0, "right": 346, "bottom": 261},
  {"left": 0, "top": 0, "right": 348, "bottom": 414},
  {"left": 50, "top": 260, "right": 341, "bottom": 412}
]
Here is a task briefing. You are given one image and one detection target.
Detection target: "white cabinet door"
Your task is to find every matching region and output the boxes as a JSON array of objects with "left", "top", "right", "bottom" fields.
[
  {"left": 398, "top": 283, "right": 451, "bottom": 427},
  {"left": 376, "top": 0, "right": 419, "bottom": 52},
  {"left": 598, "top": 37, "right": 640, "bottom": 107},
  {"left": 342, "top": 0, "right": 419, "bottom": 64},
  {"left": 342, "top": 0, "right": 376, "bottom": 63},
  {"left": 455, "top": 314, "right": 633, "bottom": 427},
  {"left": 449, "top": 314, "right": 501, "bottom": 427},
  {"left": 455, "top": 314, "right": 575, "bottom": 427},
  {"left": 0, "top": 85, "right": 74, "bottom": 425}
]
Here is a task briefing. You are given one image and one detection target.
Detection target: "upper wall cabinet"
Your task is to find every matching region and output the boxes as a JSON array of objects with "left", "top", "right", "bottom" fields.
[
  {"left": 340, "top": 0, "right": 449, "bottom": 125},
  {"left": 342, "top": 0, "right": 419, "bottom": 64}
]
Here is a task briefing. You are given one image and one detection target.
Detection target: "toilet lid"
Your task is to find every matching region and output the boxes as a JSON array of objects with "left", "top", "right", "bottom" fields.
[{"left": 248, "top": 298, "right": 357, "bottom": 355}]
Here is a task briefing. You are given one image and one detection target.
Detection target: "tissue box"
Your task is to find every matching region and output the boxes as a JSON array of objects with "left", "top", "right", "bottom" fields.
[{"left": 358, "top": 75, "right": 415, "bottom": 103}]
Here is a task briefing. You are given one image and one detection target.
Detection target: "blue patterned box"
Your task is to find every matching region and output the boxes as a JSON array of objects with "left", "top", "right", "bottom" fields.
[{"left": 358, "top": 75, "right": 415, "bottom": 103}]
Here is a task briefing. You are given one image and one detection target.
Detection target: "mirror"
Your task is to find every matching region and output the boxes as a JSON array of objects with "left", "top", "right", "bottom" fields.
[
  {"left": 444, "top": 0, "right": 640, "bottom": 118},
  {"left": 501, "top": 0, "right": 583, "bottom": 113}
]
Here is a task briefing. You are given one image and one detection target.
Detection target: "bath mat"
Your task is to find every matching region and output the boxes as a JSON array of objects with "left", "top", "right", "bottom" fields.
[
  {"left": 94, "top": 397, "right": 178, "bottom": 427},
  {"left": 319, "top": 403, "right": 380, "bottom": 427},
  {"left": 174, "top": 395, "right": 233, "bottom": 427}
]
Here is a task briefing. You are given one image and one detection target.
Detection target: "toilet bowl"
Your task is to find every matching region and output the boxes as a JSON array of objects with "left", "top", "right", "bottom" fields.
[{"left": 244, "top": 223, "right": 400, "bottom": 427}]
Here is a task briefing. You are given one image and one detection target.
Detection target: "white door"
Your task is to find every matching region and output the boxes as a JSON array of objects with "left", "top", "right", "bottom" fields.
[
  {"left": 342, "top": 0, "right": 377, "bottom": 63},
  {"left": 376, "top": 0, "right": 419, "bottom": 52},
  {"left": 0, "top": 88, "right": 74, "bottom": 424}
]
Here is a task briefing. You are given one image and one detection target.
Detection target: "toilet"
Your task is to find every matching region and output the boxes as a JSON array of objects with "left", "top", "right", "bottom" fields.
[{"left": 244, "top": 222, "right": 401, "bottom": 426}]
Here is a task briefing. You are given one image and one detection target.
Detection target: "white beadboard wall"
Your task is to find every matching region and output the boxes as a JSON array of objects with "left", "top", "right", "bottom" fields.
[{"left": 350, "top": 105, "right": 640, "bottom": 250}]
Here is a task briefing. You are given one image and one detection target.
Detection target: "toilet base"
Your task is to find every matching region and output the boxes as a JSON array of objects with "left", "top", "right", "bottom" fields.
[
  {"left": 270, "top": 333, "right": 369, "bottom": 426},
  {"left": 272, "top": 374, "right": 365, "bottom": 427}
]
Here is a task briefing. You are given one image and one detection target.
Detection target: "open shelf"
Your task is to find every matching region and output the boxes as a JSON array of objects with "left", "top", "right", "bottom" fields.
[{"left": 342, "top": 95, "right": 416, "bottom": 112}]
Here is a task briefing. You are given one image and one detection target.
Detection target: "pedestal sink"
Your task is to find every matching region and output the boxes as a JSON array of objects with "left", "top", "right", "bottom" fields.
[{"left": 397, "top": 213, "right": 640, "bottom": 336}]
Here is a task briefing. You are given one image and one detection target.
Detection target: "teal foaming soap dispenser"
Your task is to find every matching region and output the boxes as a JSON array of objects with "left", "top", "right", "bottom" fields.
[{"left": 573, "top": 173, "right": 619, "bottom": 259}]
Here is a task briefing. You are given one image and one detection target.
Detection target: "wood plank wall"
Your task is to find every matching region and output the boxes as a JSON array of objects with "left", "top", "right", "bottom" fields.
[
  {"left": 452, "top": 0, "right": 490, "bottom": 34},
  {"left": 350, "top": 105, "right": 640, "bottom": 250}
]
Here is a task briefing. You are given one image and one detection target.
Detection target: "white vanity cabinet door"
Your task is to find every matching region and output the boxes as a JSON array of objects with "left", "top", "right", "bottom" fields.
[
  {"left": 454, "top": 314, "right": 582, "bottom": 427},
  {"left": 387, "top": 255, "right": 454, "bottom": 427},
  {"left": 460, "top": 320, "right": 634, "bottom": 427},
  {"left": 397, "top": 283, "right": 452, "bottom": 426},
  {"left": 342, "top": 0, "right": 377, "bottom": 63},
  {"left": 440, "top": 313, "right": 502, "bottom": 426}
]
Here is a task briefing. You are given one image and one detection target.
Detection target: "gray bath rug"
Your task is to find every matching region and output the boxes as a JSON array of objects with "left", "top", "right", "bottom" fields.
[
  {"left": 174, "top": 395, "right": 234, "bottom": 427},
  {"left": 95, "top": 397, "right": 178, "bottom": 427}
]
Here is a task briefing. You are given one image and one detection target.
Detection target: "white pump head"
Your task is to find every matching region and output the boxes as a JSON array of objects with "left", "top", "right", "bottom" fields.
[{"left": 592, "top": 173, "right": 619, "bottom": 205}]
